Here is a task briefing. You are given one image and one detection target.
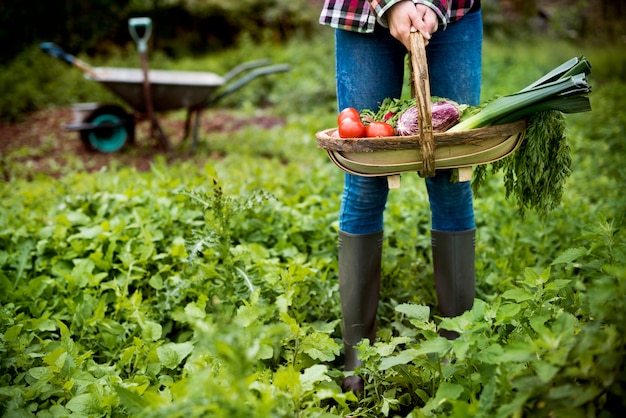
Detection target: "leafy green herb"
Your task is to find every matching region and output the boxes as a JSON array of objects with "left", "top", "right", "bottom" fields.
[
  {"left": 474, "top": 110, "right": 572, "bottom": 218},
  {"left": 360, "top": 97, "right": 412, "bottom": 126}
]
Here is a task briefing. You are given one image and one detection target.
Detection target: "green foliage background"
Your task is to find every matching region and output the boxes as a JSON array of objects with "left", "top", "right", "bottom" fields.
[
  {"left": 0, "top": 0, "right": 320, "bottom": 63},
  {"left": 1, "top": 9, "right": 626, "bottom": 418}
]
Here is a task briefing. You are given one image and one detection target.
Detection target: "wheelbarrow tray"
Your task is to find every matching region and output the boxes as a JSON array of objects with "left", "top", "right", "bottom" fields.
[{"left": 88, "top": 67, "right": 225, "bottom": 112}]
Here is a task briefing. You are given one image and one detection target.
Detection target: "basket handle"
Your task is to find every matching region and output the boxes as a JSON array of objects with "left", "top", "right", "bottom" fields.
[{"left": 408, "top": 32, "right": 435, "bottom": 178}]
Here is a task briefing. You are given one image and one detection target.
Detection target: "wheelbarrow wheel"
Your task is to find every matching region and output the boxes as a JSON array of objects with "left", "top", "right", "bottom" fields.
[{"left": 80, "top": 104, "right": 135, "bottom": 153}]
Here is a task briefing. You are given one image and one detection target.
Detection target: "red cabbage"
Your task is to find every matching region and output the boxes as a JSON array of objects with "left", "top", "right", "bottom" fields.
[{"left": 396, "top": 101, "right": 462, "bottom": 136}]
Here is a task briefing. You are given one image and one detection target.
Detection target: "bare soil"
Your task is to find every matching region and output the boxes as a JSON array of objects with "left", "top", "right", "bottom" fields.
[{"left": 0, "top": 107, "right": 283, "bottom": 179}]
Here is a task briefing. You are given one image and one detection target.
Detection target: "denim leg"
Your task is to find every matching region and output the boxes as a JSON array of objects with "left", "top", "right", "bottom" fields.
[
  {"left": 340, "top": 174, "right": 389, "bottom": 233},
  {"left": 426, "top": 170, "right": 475, "bottom": 231},
  {"left": 425, "top": 11, "right": 483, "bottom": 232},
  {"left": 335, "top": 28, "right": 406, "bottom": 235},
  {"left": 335, "top": 12, "right": 483, "bottom": 234},
  {"left": 335, "top": 28, "right": 407, "bottom": 113},
  {"left": 426, "top": 11, "right": 483, "bottom": 107}
]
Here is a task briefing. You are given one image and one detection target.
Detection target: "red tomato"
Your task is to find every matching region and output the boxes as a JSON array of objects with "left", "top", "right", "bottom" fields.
[
  {"left": 365, "top": 122, "right": 395, "bottom": 137},
  {"left": 337, "top": 107, "right": 361, "bottom": 125},
  {"left": 338, "top": 118, "right": 366, "bottom": 138}
]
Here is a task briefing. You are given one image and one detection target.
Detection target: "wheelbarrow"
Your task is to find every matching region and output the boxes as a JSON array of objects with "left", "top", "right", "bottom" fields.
[{"left": 40, "top": 17, "right": 289, "bottom": 153}]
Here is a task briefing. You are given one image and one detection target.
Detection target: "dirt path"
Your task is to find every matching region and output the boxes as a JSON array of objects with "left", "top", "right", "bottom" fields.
[{"left": 0, "top": 107, "right": 282, "bottom": 179}]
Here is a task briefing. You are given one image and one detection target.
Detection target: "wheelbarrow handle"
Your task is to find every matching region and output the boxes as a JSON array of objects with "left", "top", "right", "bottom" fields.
[
  {"left": 222, "top": 59, "right": 272, "bottom": 82},
  {"left": 129, "top": 17, "right": 152, "bottom": 53},
  {"left": 40, "top": 42, "right": 73, "bottom": 64},
  {"left": 207, "top": 63, "right": 291, "bottom": 106},
  {"left": 39, "top": 42, "right": 97, "bottom": 77}
]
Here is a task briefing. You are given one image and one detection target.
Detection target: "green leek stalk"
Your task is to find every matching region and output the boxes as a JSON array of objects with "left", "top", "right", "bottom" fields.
[{"left": 448, "top": 56, "right": 592, "bottom": 132}]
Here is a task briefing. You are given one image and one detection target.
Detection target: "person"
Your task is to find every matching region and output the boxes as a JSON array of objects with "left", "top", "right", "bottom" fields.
[{"left": 319, "top": 0, "right": 483, "bottom": 393}]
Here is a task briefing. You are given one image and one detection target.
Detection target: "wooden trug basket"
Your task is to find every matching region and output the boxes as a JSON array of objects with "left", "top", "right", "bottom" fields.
[{"left": 316, "top": 32, "right": 527, "bottom": 188}]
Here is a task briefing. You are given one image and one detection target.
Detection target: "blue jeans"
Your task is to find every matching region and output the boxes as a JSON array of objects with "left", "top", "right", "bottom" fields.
[{"left": 335, "top": 11, "right": 483, "bottom": 234}]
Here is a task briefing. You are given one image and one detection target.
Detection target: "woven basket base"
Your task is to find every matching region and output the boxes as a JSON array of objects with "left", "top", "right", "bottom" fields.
[{"left": 325, "top": 130, "right": 525, "bottom": 177}]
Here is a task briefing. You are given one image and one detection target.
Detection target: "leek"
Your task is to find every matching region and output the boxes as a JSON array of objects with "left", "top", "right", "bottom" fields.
[{"left": 448, "top": 56, "right": 592, "bottom": 132}]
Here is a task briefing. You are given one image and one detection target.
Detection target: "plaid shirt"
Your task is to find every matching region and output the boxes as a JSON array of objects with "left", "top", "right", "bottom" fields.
[{"left": 319, "top": 0, "right": 479, "bottom": 33}]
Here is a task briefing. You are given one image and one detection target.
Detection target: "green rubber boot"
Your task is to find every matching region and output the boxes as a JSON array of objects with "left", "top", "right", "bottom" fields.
[
  {"left": 338, "top": 229, "right": 383, "bottom": 393},
  {"left": 431, "top": 229, "right": 476, "bottom": 340}
]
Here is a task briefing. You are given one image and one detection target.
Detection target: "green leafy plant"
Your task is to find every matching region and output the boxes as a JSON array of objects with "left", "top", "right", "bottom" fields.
[
  {"left": 351, "top": 217, "right": 625, "bottom": 417},
  {"left": 1, "top": 34, "right": 625, "bottom": 417}
]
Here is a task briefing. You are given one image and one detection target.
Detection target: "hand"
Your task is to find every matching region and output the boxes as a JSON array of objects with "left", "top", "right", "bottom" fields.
[{"left": 387, "top": 1, "right": 439, "bottom": 49}]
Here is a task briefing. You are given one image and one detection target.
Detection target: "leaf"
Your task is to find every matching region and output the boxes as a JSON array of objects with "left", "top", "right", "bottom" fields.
[
  {"left": 236, "top": 303, "right": 264, "bottom": 328},
  {"left": 148, "top": 274, "right": 163, "bottom": 290},
  {"left": 3, "top": 324, "right": 23, "bottom": 342},
  {"left": 379, "top": 348, "right": 419, "bottom": 370},
  {"left": 300, "top": 331, "right": 340, "bottom": 362},
  {"left": 273, "top": 364, "right": 300, "bottom": 392},
  {"left": 300, "top": 364, "right": 331, "bottom": 392},
  {"left": 13, "top": 239, "right": 34, "bottom": 289},
  {"left": 65, "top": 393, "right": 101, "bottom": 415},
  {"left": 439, "top": 314, "right": 472, "bottom": 335},
  {"left": 534, "top": 360, "right": 560, "bottom": 383},
  {"left": 479, "top": 379, "right": 498, "bottom": 412},
  {"left": 547, "top": 383, "right": 603, "bottom": 407},
  {"left": 522, "top": 266, "right": 551, "bottom": 287},
  {"left": 31, "top": 315, "right": 57, "bottom": 331},
  {"left": 529, "top": 314, "right": 551, "bottom": 335},
  {"left": 551, "top": 247, "right": 588, "bottom": 265},
  {"left": 71, "top": 258, "right": 96, "bottom": 288},
  {"left": 28, "top": 366, "right": 54, "bottom": 381},
  {"left": 413, "top": 338, "right": 452, "bottom": 357},
  {"left": 184, "top": 302, "right": 206, "bottom": 319},
  {"left": 375, "top": 336, "right": 412, "bottom": 357},
  {"left": 475, "top": 343, "right": 505, "bottom": 365},
  {"left": 438, "top": 382, "right": 464, "bottom": 400},
  {"left": 423, "top": 382, "right": 465, "bottom": 413},
  {"left": 43, "top": 346, "right": 67, "bottom": 369},
  {"left": 502, "top": 288, "right": 534, "bottom": 302},
  {"left": 552, "top": 311, "right": 577, "bottom": 336},
  {"left": 64, "top": 211, "right": 91, "bottom": 226},
  {"left": 395, "top": 303, "right": 430, "bottom": 322},
  {"left": 141, "top": 320, "right": 163, "bottom": 342},
  {"left": 545, "top": 279, "right": 572, "bottom": 293},
  {"left": 496, "top": 303, "right": 521, "bottom": 323},
  {"left": 500, "top": 341, "right": 537, "bottom": 363},
  {"left": 257, "top": 343, "right": 274, "bottom": 360},
  {"left": 157, "top": 342, "right": 194, "bottom": 369},
  {"left": 115, "top": 385, "right": 150, "bottom": 415},
  {"left": 553, "top": 384, "right": 604, "bottom": 408},
  {"left": 73, "top": 224, "right": 104, "bottom": 240},
  {"left": 170, "top": 236, "right": 188, "bottom": 258}
]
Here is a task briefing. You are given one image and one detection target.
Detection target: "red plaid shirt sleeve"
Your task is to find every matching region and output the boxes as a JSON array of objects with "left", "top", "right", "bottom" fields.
[
  {"left": 320, "top": 0, "right": 478, "bottom": 33},
  {"left": 318, "top": 0, "right": 379, "bottom": 32},
  {"left": 420, "top": 0, "right": 478, "bottom": 26}
]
